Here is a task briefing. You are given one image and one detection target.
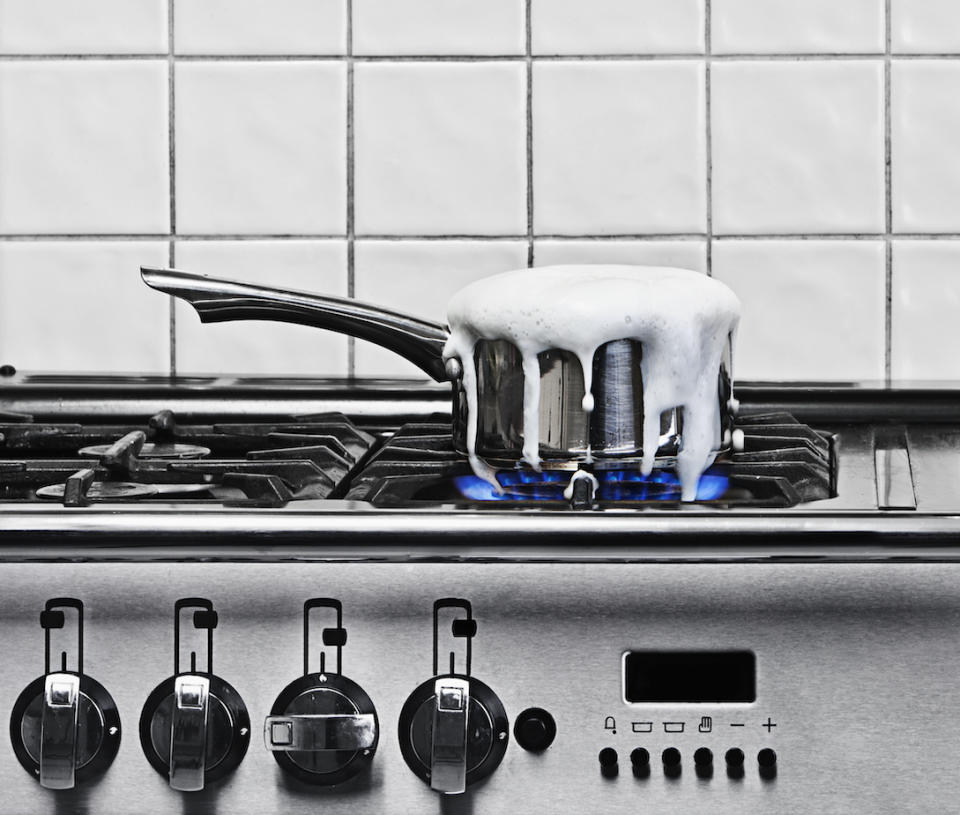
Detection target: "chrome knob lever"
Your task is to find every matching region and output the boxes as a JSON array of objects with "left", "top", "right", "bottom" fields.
[
  {"left": 169, "top": 676, "right": 210, "bottom": 792},
  {"left": 430, "top": 677, "right": 470, "bottom": 795},
  {"left": 39, "top": 673, "right": 80, "bottom": 790},
  {"left": 264, "top": 713, "right": 376, "bottom": 753}
]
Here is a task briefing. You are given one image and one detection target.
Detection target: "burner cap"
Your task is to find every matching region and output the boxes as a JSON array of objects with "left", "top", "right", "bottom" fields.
[
  {"left": 36, "top": 482, "right": 159, "bottom": 501},
  {"left": 78, "top": 442, "right": 211, "bottom": 460}
]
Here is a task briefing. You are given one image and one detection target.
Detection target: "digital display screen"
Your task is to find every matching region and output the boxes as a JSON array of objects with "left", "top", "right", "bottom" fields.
[{"left": 623, "top": 651, "right": 756, "bottom": 703}]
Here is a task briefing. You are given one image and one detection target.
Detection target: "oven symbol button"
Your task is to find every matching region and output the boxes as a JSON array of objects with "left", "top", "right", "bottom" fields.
[
  {"left": 631, "top": 721, "right": 653, "bottom": 734},
  {"left": 698, "top": 716, "right": 713, "bottom": 733},
  {"left": 663, "top": 722, "right": 685, "bottom": 734}
]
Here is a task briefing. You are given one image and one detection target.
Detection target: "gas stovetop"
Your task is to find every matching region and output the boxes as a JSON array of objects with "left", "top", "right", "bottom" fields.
[
  {"left": 1, "top": 372, "right": 960, "bottom": 556},
  {"left": 2, "top": 374, "right": 960, "bottom": 815}
]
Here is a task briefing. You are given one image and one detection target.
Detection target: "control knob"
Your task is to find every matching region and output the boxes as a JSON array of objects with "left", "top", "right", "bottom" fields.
[
  {"left": 139, "top": 598, "right": 250, "bottom": 791},
  {"left": 264, "top": 599, "right": 379, "bottom": 785},
  {"left": 10, "top": 599, "right": 121, "bottom": 789},
  {"left": 398, "top": 599, "right": 509, "bottom": 795}
]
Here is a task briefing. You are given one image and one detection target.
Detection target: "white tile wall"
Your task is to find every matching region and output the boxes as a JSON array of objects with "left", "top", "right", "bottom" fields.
[
  {"left": 533, "top": 61, "right": 706, "bottom": 234},
  {"left": 711, "top": 61, "right": 885, "bottom": 234},
  {"left": 175, "top": 61, "right": 347, "bottom": 235},
  {"left": 354, "top": 62, "right": 526, "bottom": 235},
  {"left": 0, "top": 1, "right": 957, "bottom": 382},
  {"left": 174, "top": 0, "right": 347, "bottom": 55},
  {"left": 712, "top": 0, "right": 884, "bottom": 55},
  {"left": 173, "top": 240, "right": 348, "bottom": 375}
]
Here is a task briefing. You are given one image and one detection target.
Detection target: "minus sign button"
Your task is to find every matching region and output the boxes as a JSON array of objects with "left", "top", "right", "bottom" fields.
[{"left": 729, "top": 723, "right": 746, "bottom": 727}]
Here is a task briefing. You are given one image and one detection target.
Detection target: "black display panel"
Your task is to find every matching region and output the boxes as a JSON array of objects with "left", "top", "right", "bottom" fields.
[{"left": 623, "top": 651, "right": 756, "bottom": 703}]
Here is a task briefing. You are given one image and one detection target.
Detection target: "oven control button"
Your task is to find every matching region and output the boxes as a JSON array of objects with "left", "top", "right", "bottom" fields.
[
  {"left": 11, "top": 599, "right": 121, "bottom": 789},
  {"left": 264, "top": 599, "right": 379, "bottom": 786},
  {"left": 139, "top": 599, "right": 250, "bottom": 791},
  {"left": 513, "top": 707, "right": 556, "bottom": 752},
  {"left": 758, "top": 748, "right": 777, "bottom": 769},
  {"left": 397, "top": 599, "right": 509, "bottom": 795},
  {"left": 725, "top": 747, "right": 745, "bottom": 767},
  {"left": 598, "top": 747, "right": 619, "bottom": 778}
]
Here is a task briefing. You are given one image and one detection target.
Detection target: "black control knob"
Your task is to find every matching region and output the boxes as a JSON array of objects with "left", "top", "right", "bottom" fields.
[
  {"left": 397, "top": 599, "right": 509, "bottom": 795},
  {"left": 513, "top": 708, "right": 556, "bottom": 752},
  {"left": 630, "top": 747, "right": 650, "bottom": 775},
  {"left": 694, "top": 747, "right": 713, "bottom": 766},
  {"left": 264, "top": 600, "right": 379, "bottom": 786},
  {"left": 10, "top": 599, "right": 121, "bottom": 789},
  {"left": 662, "top": 747, "right": 682, "bottom": 768},
  {"left": 758, "top": 748, "right": 777, "bottom": 769},
  {"left": 598, "top": 747, "right": 618, "bottom": 778},
  {"left": 725, "top": 747, "right": 745, "bottom": 767},
  {"left": 139, "top": 599, "right": 250, "bottom": 791}
]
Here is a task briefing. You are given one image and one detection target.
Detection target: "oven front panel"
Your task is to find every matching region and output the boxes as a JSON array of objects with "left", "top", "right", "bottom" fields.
[{"left": 0, "top": 561, "right": 953, "bottom": 814}]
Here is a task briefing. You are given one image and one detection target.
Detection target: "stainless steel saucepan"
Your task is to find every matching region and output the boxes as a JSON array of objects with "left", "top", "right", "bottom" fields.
[{"left": 141, "top": 267, "right": 734, "bottom": 467}]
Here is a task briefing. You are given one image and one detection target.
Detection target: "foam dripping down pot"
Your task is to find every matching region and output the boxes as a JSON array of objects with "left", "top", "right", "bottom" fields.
[{"left": 141, "top": 265, "right": 740, "bottom": 501}]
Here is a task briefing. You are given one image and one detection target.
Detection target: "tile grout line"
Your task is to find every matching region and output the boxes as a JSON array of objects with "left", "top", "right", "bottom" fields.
[
  {"left": 167, "top": 0, "right": 177, "bottom": 377},
  {"left": 5, "top": 52, "right": 960, "bottom": 62},
  {"left": 346, "top": 0, "right": 356, "bottom": 377},
  {"left": 704, "top": 0, "right": 713, "bottom": 276},
  {"left": 525, "top": 0, "right": 534, "bottom": 267},
  {"left": 6, "top": 232, "right": 960, "bottom": 241},
  {"left": 884, "top": 0, "right": 893, "bottom": 385}
]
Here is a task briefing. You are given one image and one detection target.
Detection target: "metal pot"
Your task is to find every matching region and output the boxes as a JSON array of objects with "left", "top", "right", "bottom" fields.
[{"left": 141, "top": 267, "right": 734, "bottom": 467}]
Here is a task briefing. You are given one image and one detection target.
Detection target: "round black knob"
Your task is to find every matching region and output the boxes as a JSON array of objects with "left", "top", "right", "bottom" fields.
[
  {"left": 0, "top": 364, "right": 16, "bottom": 377},
  {"left": 598, "top": 747, "right": 618, "bottom": 778},
  {"left": 662, "top": 747, "right": 682, "bottom": 768},
  {"left": 513, "top": 707, "right": 556, "bottom": 752},
  {"left": 265, "top": 672, "right": 378, "bottom": 785},
  {"left": 630, "top": 747, "right": 650, "bottom": 768},
  {"left": 694, "top": 747, "right": 713, "bottom": 767},
  {"left": 758, "top": 748, "right": 777, "bottom": 768},
  {"left": 139, "top": 673, "right": 250, "bottom": 789},
  {"left": 10, "top": 673, "right": 121, "bottom": 787},
  {"left": 725, "top": 747, "right": 745, "bottom": 767},
  {"left": 398, "top": 674, "right": 509, "bottom": 793}
]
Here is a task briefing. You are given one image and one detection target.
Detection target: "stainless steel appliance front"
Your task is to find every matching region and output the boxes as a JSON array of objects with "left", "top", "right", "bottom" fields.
[{"left": 0, "top": 560, "right": 953, "bottom": 814}]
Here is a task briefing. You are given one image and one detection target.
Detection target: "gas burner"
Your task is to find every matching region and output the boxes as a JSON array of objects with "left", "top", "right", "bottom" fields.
[
  {"left": 345, "top": 411, "right": 835, "bottom": 509},
  {"left": 0, "top": 409, "right": 377, "bottom": 508},
  {"left": 78, "top": 442, "right": 211, "bottom": 460}
]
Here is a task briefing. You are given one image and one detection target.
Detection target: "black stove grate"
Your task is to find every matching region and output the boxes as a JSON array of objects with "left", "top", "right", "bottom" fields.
[
  {"left": 0, "top": 410, "right": 376, "bottom": 507},
  {"left": 345, "top": 411, "right": 835, "bottom": 509}
]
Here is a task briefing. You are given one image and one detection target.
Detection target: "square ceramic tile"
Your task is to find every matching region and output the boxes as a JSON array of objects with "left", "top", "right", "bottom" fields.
[
  {"left": 533, "top": 61, "right": 705, "bottom": 235},
  {"left": 712, "top": 61, "right": 884, "bottom": 234},
  {"left": 0, "top": 241, "right": 170, "bottom": 372},
  {"left": 532, "top": 0, "right": 704, "bottom": 55},
  {"left": 892, "top": 241, "right": 960, "bottom": 380},
  {"left": 175, "top": 0, "right": 346, "bottom": 55},
  {"left": 353, "top": 240, "right": 527, "bottom": 376},
  {"left": 174, "top": 240, "right": 348, "bottom": 375},
  {"left": 176, "top": 62, "right": 346, "bottom": 235},
  {"left": 712, "top": 240, "right": 885, "bottom": 381},
  {"left": 712, "top": 0, "right": 884, "bottom": 54},
  {"left": 354, "top": 0, "right": 524, "bottom": 55},
  {"left": 0, "top": 0, "right": 167, "bottom": 54},
  {"left": 354, "top": 63, "right": 525, "bottom": 235},
  {"left": 892, "top": 61, "right": 960, "bottom": 232},
  {"left": 533, "top": 240, "right": 707, "bottom": 272},
  {"left": 0, "top": 61, "right": 169, "bottom": 234},
  {"left": 892, "top": 0, "right": 960, "bottom": 53}
]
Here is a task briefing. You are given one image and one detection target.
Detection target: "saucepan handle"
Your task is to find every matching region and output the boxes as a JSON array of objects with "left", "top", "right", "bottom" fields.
[{"left": 141, "top": 266, "right": 452, "bottom": 382}]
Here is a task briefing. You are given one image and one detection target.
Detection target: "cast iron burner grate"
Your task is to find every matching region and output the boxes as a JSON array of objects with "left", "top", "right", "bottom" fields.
[
  {"left": 345, "top": 411, "right": 835, "bottom": 509},
  {"left": 0, "top": 409, "right": 376, "bottom": 507}
]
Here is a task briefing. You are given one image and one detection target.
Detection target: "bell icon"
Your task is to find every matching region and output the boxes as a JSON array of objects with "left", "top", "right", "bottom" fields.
[{"left": 604, "top": 716, "right": 617, "bottom": 734}]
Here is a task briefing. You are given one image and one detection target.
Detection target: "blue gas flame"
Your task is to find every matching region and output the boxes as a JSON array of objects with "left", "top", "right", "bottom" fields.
[{"left": 453, "top": 466, "right": 730, "bottom": 503}]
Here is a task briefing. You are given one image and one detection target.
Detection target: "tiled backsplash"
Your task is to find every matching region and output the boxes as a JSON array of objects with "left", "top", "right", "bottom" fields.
[{"left": 0, "top": 0, "right": 958, "bottom": 381}]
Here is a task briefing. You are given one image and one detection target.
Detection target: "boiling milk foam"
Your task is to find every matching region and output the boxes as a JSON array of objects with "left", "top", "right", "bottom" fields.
[{"left": 442, "top": 265, "right": 741, "bottom": 502}]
